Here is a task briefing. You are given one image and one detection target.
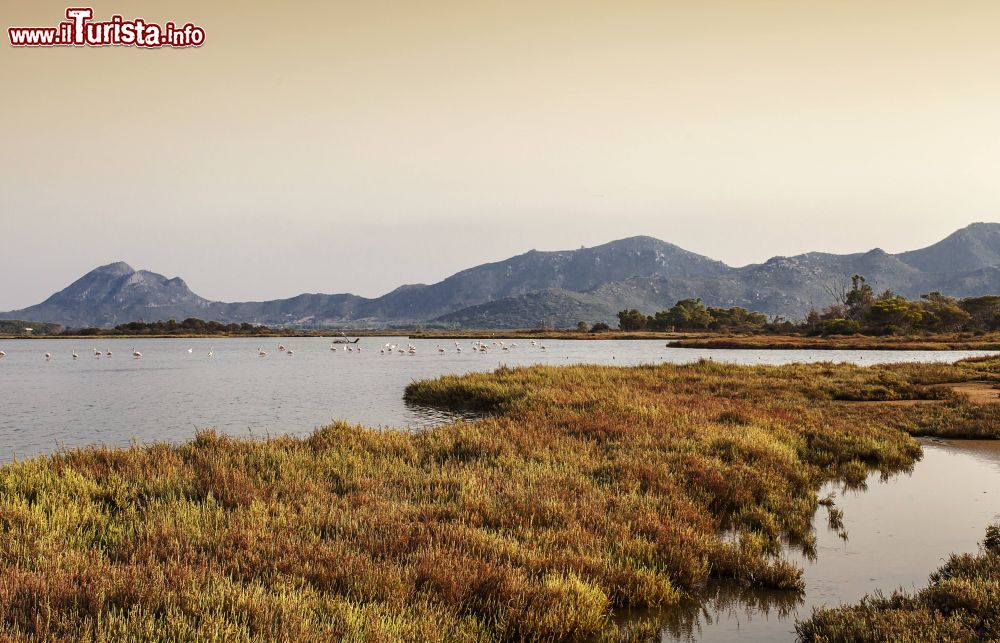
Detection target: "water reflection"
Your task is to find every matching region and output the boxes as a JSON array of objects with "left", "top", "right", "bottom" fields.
[
  {"left": 649, "top": 441, "right": 1000, "bottom": 641},
  {"left": 402, "top": 399, "right": 480, "bottom": 429},
  {"left": 643, "top": 582, "right": 802, "bottom": 642}
]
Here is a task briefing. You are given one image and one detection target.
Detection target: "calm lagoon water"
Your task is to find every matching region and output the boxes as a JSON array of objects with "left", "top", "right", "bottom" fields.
[
  {"left": 0, "top": 337, "right": 992, "bottom": 460},
  {"left": 1, "top": 337, "right": 997, "bottom": 641}
]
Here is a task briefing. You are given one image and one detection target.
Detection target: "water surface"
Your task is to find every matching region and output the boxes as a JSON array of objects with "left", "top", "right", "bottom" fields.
[{"left": 1, "top": 337, "right": 991, "bottom": 460}]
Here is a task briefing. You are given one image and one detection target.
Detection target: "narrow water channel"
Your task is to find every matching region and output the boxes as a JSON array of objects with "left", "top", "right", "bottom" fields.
[{"left": 656, "top": 440, "right": 1000, "bottom": 641}]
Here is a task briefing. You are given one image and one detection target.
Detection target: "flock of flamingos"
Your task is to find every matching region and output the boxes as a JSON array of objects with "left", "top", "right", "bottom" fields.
[{"left": 0, "top": 339, "right": 548, "bottom": 361}]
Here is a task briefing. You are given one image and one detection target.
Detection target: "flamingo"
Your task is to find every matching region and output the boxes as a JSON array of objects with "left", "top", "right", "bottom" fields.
[
  {"left": 106, "top": 350, "right": 112, "bottom": 358},
  {"left": 287, "top": 349, "right": 294, "bottom": 356},
  {"left": 45, "top": 352, "right": 52, "bottom": 361},
  {"left": 72, "top": 351, "right": 78, "bottom": 360},
  {"left": 131, "top": 347, "right": 141, "bottom": 359},
  {"left": 94, "top": 348, "right": 101, "bottom": 358},
  {"left": 208, "top": 347, "right": 214, "bottom": 357},
  {"left": 278, "top": 344, "right": 286, "bottom": 352},
  {"left": 258, "top": 348, "right": 267, "bottom": 357},
  {"left": 0, "top": 351, "right": 5, "bottom": 358},
  {"left": 437, "top": 345, "right": 445, "bottom": 353},
  {"left": 187, "top": 347, "right": 193, "bottom": 354}
]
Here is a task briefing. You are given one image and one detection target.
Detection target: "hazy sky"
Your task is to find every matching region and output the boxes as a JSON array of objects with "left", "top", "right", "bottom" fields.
[{"left": 2, "top": 1, "right": 1000, "bottom": 309}]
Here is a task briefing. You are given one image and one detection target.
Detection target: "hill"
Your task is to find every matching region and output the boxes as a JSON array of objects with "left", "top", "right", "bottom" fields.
[{"left": 4, "top": 224, "right": 1000, "bottom": 328}]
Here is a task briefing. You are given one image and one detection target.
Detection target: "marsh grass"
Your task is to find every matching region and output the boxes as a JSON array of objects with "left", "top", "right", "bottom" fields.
[{"left": 0, "top": 357, "right": 997, "bottom": 640}]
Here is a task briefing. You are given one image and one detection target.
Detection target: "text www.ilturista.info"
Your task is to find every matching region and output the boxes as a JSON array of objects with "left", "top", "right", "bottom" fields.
[{"left": 9, "top": 8, "right": 204, "bottom": 48}]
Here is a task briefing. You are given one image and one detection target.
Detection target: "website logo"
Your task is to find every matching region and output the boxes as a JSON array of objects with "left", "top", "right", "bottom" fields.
[{"left": 9, "top": 7, "right": 205, "bottom": 48}]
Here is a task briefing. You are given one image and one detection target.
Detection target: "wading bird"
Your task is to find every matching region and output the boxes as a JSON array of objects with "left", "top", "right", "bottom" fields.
[
  {"left": 132, "top": 348, "right": 141, "bottom": 359},
  {"left": 72, "top": 351, "right": 78, "bottom": 360},
  {"left": 258, "top": 348, "right": 267, "bottom": 357},
  {"left": 45, "top": 352, "right": 51, "bottom": 360},
  {"left": 208, "top": 347, "right": 214, "bottom": 357},
  {"left": 0, "top": 351, "right": 5, "bottom": 358}
]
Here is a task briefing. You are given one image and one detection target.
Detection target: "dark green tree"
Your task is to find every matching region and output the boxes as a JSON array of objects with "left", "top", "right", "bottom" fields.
[
  {"left": 845, "top": 275, "right": 875, "bottom": 321},
  {"left": 617, "top": 309, "right": 649, "bottom": 331}
]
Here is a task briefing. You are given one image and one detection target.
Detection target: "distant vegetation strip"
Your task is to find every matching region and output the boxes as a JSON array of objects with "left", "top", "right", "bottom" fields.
[
  {"left": 1, "top": 318, "right": 380, "bottom": 339},
  {"left": 0, "top": 357, "right": 998, "bottom": 639},
  {"left": 76, "top": 319, "right": 292, "bottom": 336},
  {"left": 0, "top": 319, "right": 64, "bottom": 336},
  {"left": 670, "top": 333, "right": 1000, "bottom": 351},
  {"left": 796, "top": 523, "right": 1000, "bottom": 641}
]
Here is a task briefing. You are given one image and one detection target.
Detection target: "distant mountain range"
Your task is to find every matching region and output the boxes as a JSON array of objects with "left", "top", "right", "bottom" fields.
[{"left": 4, "top": 222, "right": 1000, "bottom": 329}]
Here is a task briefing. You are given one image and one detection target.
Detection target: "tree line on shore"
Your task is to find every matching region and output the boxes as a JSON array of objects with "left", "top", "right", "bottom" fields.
[
  {"left": 72, "top": 318, "right": 280, "bottom": 336},
  {"left": 615, "top": 299, "right": 768, "bottom": 332},
  {"left": 611, "top": 275, "right": 1000, "bottom": 336}
]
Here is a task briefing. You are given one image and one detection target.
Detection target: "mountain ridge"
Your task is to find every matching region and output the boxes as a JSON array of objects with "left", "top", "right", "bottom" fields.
[{"left": 4, "top": 224, "right": 1000, "bottom": 329}]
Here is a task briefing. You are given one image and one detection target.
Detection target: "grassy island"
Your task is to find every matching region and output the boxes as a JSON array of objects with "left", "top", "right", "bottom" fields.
[{"left": 0, "top": 357, "right": 998, "bottom": 640}]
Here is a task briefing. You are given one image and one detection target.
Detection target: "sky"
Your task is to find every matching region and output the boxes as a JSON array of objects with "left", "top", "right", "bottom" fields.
[{"left": 2, "top": 1, "right": 1000, "bottom": 310}]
